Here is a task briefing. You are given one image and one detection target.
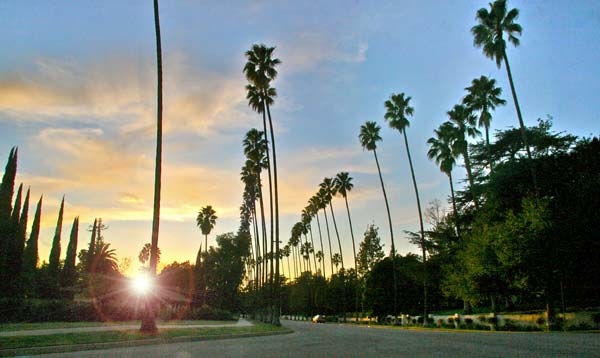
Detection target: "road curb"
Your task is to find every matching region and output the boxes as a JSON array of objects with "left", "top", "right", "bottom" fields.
[{"left": 0, "top": 328, "right": 293, "bottom": 357}]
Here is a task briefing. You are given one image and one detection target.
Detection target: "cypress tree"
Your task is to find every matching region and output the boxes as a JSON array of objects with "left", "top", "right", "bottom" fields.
[
  {"left": 61, "top": 216, "right": 78, "bottom": 299},
  {"left": 0, "top": 147, "right": 18, "bottom": 279},
  {"left": 1, "top": 184, "right": 22, "bottom": 298},
  {"left": 86, "top": 218, "right": 97, "bottom": 272},
  {"left": 22, "top": 195, "right": 42, "bottom": 275},
  {"left": 48, "top": 196, "right": 65, "bottom": 275},
  {"left": 10, "top": 187, "right": 30, "bottom": 298}
]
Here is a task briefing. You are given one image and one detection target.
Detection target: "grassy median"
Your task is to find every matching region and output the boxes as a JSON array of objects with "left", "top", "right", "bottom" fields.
[{"left": 0, "top": 321, "right": 289, "bottom": 350}]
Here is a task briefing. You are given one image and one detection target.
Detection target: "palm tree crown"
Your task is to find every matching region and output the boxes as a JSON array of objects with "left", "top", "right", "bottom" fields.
[
  {"left": 333, "top": 172, "right": 353, "bottom": 198},
  {"left": 244, "top": 44, "right": 281, "bottom": 90},
  {"left": 472, "top": 0, "right": 522, "bottom": 68},
  {"left": 427, "top": 122, "right": 456, "bottom": 176},
  {"left": 463, "top": 76, "right": 506, "bottom": 130},
  {"left": 197, "top": 206, "right": 217, "bottom": 236},
  {"left": 359, "top": 121, "right": 382, "bottom": 151},
  {"left": 384, "top": 92, "right": 414, "bottom": 133}
]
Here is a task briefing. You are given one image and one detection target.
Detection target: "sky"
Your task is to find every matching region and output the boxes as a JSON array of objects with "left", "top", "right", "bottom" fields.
[{"left": 1, "top": 1, "right": 598, "bottom": 276}]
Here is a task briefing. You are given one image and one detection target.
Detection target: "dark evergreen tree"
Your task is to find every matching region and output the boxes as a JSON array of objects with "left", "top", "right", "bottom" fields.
[
  {"left": 0, "top": 147, "right": 18, "bottom": 288},
  {"left": 0, "top": 182, "right": 21, "bottom": 298},
  {"left": 22, "top": 195, "right": 42, "bottom": 296},
  {"left": 61, "top": 216, "right": 79, "bottom": 299},
  {"left": 86, "top": 218, "right": 97, "bottom": 272},
  {"left": 48, "top": 196, "right": 65, "bottom": 275}
]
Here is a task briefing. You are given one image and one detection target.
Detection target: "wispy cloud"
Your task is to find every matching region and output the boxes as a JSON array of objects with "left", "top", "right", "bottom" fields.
[{"left": 278, "top": 31, "right": 368, "bottom": 73}]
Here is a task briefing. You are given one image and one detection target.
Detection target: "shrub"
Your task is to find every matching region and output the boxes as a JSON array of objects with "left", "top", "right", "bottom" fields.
[
  {"left": 592, "top": 312, "right": 600, "bottom": 327},
  {"left": 464, "top": 318, "right": 473, "bottom": 326},
  {"left": 437, "top": 318, "right": 444, "bottom": 327},
  {"left": 447, "top": 317, "right": 454, "bottom": 324},
  {"left": 566, "top": 322, "right": 593, "bottom": 331}
]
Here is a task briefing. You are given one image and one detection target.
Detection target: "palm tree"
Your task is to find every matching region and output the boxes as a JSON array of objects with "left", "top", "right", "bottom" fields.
[
  {"left": 141, "top": 0, "right": 163, "bottom": 334},
  {"left": 301, "top": 212, "right": 318, "bottom": 275},
  {"left": 463, "top": 76, "right": 506, "bottom": 172},
  {"left": 383, "top": 92, "right": 428, "bottom": 321},
  {"left": 447, "top": 104, "right": 481, "bottom": 209},
  {"left": 244, "top": 44, "right": 282, "bottom": 326},
  {"left": 427, "top": 122, "right": 460, "bottom": 233},
  {"left": 242, "top": 129, "right": 269, "bottom": 287},
  {"left": 308, "top": 198, "right": 327, "bottom": 276},
  {"left": 91, "top": 241, "right": 119, "bottom": 274},
  {"left": 472, "top": 0, "right": 536, "bottom": 188},
  {"left": 320, "top": 178, "right": 344, "bottom": 271},
  {"left": 358, "top": 121, "right": 398, "bottom": 318},
  {"left": 316, "top": 189, "right": 335, "bottom": 277},
  {"left": 196, "top": 206, "right": 217, "bottom": 255},
  {"left": 334, "top": 171, "right": 360, "bottom": 321}
]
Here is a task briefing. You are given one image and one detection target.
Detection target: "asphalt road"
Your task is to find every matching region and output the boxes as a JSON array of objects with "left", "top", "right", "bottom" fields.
[{"left": 38, "top": 319, "right": 600, "bottom": 357}]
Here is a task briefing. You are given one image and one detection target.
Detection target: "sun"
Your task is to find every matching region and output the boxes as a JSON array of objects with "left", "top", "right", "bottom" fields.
[{"left": 131, "top": 273, "right": 152, "bottom": 295}]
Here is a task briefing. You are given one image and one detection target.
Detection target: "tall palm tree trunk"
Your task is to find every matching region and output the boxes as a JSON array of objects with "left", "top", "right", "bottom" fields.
[
  {"left": 259, "top": 104, "right": 274, "bottom": 311},
  {"left": 462, "top": 147, "right": 479, "bottom": 210},
  {"left": 502, "top": 51, "right": 537, "bottom": 190},
  {"left": 307, "top": 226, "right": 318, "bottom": 276},
  {"left": 322, "top": 208, "right": 335, "bottom": 278},
  {"left": 343, "top": 195, "right": 360, "bottom": 323},
  {"left": 448, "top": 172, "right": 460, "bottom": 239},
  {"left": 257, "top": 180, "right": 268, "bottom": 288},
  {"left": 484, "top": 121, "right": 493, "bottom": 174},
  {"left": 315, "top": 213, "right": 326, "bottom": 276},
  {"left": 329, "top": 203, "right": 344, "bottom": 270},
  {"left": 286, "top": 255, "right": 291, "bottom": 280},
  {"left": 265, "top": 103, "right": 280, "bottom": 325},
  {"left": 373, "top": 149, "right": 397, "bottom": 319},
  {"left": 291, "top": 245, "right": 297, "bottom": 279},
  {"left": 329, "top": 201, "right": 346, "bottom": 321},
  {"left": 402, "top": 130, "right": 427, "bottom": 324},
  {"left": 252, "top": 204, "right": 261, "bottom": 291},
  {"left": 141, "top": 0, "right": 162, "bottom": 334}
]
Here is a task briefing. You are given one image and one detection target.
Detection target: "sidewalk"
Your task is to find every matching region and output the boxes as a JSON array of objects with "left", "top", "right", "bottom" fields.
[{"left": 0, "top": 319, "right": 252, "bottom": 337}]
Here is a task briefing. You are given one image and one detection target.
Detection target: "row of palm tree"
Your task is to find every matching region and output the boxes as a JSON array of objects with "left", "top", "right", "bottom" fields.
[
  {"left": 243, "top": 44, "right": 282, "bottom": 325},
  {"left": 352, "top": 0, "right": 532, "bottom": 324}
]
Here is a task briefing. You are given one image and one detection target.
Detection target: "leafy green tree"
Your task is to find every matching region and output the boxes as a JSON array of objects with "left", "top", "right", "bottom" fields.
[
  {"left": 60, "top": 217, "right": 79, "bottom": 299},
  {"left": 359, "top": 121, "right": 398, "bottom": 317},
  {"left": 203, "top": 232, "right": 251, "bottom": 311},
  {"left": 48, "top": 196, "right": 65, "bottom": 276},
  {"left": 463, "top": 76, "right": 506, "bottom": 172},
  {"left": 472, "top": 0, "right": 536, "bottom": 188},
  {"left": 356, "top": 225, "right": 385, "bottom": 278}
]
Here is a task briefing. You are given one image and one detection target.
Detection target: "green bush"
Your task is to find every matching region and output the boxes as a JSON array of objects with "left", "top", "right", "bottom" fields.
[
  {"left": 566, "top": 322, "right": 593, "bottom": 331},
  {"left": 592, "top": 312, "right": 600, "bottom": 327},
  {"left": 182, "top": 305, "right": 236, "bottom": 321},
  {"left": 464, "top": 318, "right": 473, "bottom": 326}
]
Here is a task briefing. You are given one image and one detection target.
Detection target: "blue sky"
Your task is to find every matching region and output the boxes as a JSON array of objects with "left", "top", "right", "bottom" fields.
[{"left": 1, "top": 0, "right": 598, "bottom": 275}]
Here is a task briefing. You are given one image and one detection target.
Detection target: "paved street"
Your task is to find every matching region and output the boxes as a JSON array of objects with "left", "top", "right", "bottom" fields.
[{"left": 38, "top": 319, "right": 599, "bottom": 357}]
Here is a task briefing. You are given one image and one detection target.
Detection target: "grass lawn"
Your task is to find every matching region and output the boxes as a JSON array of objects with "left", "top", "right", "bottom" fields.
[
  {"left": 0, "top": 320, "right": 234, "bottom": 332},
  {"left": 0, "top": 321, "right": 287, "bottom": 350}
]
